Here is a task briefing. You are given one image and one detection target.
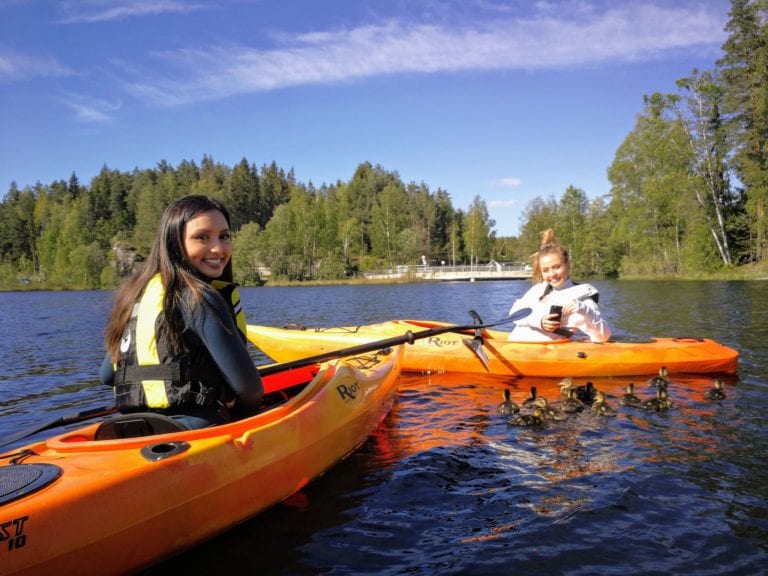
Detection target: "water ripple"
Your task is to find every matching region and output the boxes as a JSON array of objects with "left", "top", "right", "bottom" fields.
[{"left": 1, "top": 283, "right": 766, "bottom": 576}]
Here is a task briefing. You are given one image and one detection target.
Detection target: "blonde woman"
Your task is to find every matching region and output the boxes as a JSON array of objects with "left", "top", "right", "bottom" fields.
[{"left": 508, "top": 229, "right": 611, "bottom": 343}]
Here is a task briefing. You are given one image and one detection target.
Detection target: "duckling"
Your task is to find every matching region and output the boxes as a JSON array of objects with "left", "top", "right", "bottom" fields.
[
  {"left": 643, "top": 387, "right": 672, "bottom": 413},
  {"left": 522, "top": 386, "right": 538, "bottom": 408},
  {"left": 704, "top": 378, "right": 727, "bottom": 401},
  {"left": 558, "top": 377, "right": 575, "bottom": 398},
  {"left": 574, "top": 381, "right": 597, "bottom": 405},
  {"left": 591, "top": 390, "right": 617, "bottom": 417},
  {"left": 497, "top": 388, "right": 521, "bottom": 415},
  {"left": 619, "top": 382, "right": 644, "bottom": 408},
  {"left": 533, "top": 396, "right": 568, "bottom": 421},
  {"left": 661, "top": 386, "right": 674, "bottom": 409},
  {"left": 647, "top": 366, "right": 670, "bottom": 388},
  {"left": 561, "top": 387, "right": 585, "bottom": 413},
  {"left": 509, "top": 406, "right": 546, "bottom": 427}
]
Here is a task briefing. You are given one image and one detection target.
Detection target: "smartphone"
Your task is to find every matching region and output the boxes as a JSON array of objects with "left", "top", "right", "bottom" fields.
[{"left": 549, "top": 305, "right": 563, "bottom": 321}]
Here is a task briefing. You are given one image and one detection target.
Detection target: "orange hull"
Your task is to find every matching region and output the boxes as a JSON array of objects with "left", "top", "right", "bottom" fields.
[
  {"left": 0, "top": 348, "right": 402, "bottom": 576},
  {"left": 247, "top": 319, "right": 738, "bottom": 377}
]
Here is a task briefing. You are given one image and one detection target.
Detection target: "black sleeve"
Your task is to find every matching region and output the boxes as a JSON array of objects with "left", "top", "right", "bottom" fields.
[
  {"left": 99, "top": 353, "right": 115, "bottom": 387},
  {"left": 190, "top": 292, "right": 264, "bottom": 413}
]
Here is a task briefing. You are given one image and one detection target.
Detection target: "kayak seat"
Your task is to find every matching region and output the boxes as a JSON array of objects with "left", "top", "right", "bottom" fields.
[{"left": 94, "top": 412, "right": 189, "bottom": 440}]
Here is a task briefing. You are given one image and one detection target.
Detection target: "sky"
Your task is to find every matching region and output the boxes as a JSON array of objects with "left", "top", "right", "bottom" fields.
[{"left": 0, "top": 0, "right": 731, "bottom": 237}]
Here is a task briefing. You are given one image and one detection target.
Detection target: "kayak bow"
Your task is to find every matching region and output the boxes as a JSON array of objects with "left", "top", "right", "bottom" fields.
[{"left": 0, "top": 347, "right": 403, "bottom": 576}]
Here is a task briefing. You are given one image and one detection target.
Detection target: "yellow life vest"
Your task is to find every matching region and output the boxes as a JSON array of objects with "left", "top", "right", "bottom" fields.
[{"left": 113, "top": 274, "right": 246, "bottom": 410}]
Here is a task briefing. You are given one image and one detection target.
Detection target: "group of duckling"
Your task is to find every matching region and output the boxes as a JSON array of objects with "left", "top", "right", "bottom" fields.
[
  {"left": 498, "top": 379, "right": 612, "bottom": 427},
  {"left": 498, "top": 366, "right": 727, "bottom": 427},
  {"left": 613, "top": 366, "right": 672, "bottom": 413}
]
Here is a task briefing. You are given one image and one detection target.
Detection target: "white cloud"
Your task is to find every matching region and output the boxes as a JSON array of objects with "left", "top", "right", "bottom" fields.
[
  {"left": 488, "top": 199, "right": 517, "bottom": 208},
  {"left": 56, "top": 1, "right": 207, "bottom": 24},
  {"left": 125, "top": 3, "right": 727, "bottom": 106},
  {"left": 492, "top": 178, "right": 523, "bottom": 188},
  {"left": 0, "top": 49, "right": 71, "bottom": 82},
  {"left": 58, "top": 92, "right": 122, "bottom": 123}
]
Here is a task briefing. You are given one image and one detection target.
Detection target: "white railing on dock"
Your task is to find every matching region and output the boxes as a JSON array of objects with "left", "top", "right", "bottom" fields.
[{"left": 362, "top": 261, "right": 532, "bottom": 282}]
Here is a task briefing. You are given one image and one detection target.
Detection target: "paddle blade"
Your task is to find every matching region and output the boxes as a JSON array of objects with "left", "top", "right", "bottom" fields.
[
  {"left": 462, "top": 338, "right": 490, "bottom": 371},
  {"left": 508, "top": 307, "right": 531, "bottom": 323}
]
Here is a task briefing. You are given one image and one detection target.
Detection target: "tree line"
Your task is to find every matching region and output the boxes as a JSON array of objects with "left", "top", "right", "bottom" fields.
[
  {"left": 0, "top": 157, "right": 499, "bottom": 289},
  {"left": 1, "top": 0, "right": 766, "bottom": 289}
]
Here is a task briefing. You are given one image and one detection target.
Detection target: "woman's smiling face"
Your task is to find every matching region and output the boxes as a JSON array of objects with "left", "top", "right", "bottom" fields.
[
  {"left": 539, "top": 252, "right": 570, "bottom": 289},
  {"left": 183, "top": 209, "right": 232, "bottom": 279}
]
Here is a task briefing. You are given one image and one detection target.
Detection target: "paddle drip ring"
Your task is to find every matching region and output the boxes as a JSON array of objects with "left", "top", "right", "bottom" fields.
[{"left": 140, "top": 441, "right": 190, "bottom": 462}]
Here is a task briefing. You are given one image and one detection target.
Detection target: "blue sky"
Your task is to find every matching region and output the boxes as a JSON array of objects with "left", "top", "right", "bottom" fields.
[{"left": 0, "top": 0, "right": 730, "bottom": 236}]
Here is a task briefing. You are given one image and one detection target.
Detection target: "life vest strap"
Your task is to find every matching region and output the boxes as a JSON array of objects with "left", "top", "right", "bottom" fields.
[
  {"left": 117, "top": 363, "right": 224, "bottom": 407},
  {"left": 121, "top": 362, "right": 222, "bottom": 382}
]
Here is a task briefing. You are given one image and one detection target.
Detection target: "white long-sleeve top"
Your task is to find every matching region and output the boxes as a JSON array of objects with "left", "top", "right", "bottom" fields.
[{"left": 508, "top": 279, "right": 612, "bottom": 343}]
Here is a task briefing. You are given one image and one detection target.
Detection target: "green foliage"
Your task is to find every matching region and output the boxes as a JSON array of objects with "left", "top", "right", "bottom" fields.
[
  {"left": 232, "top": 222, "right": 263, "bottom": 285},
  {"left": 259, "top": 204, "right": 292, "bottom": 279},
  {"left": 432, "top": 188, "right": 454, "bottom": 259},
  {"left": 68, "top": 242, "right": 108, "bottom": 290},
  {"left": 259, "top": 161, "right": 291, "bottom": 229},
  {"left": 582, "top": 197, "right": 621, "bottom": 277},
  {"left": 681, "top": 218, "right": 726, "bottom": 273},
  {"left": 718, "top": 0, "right": 768, "bottom": 261},
  {"left": 491, "top": 235, "right": 525, "bottom": 263},
  {"left": 463, "top": 196, "right": 495, "bottom": 266},
  {"left": 675, "top": 69, "right": 735, "bottom": 266},
  {"left": 132, "top": 173, "right": 168, "bottom": 254},
  {"left": 369, "top": 181, "right": 408, "bottom": 266},
  {"left": 555, "top": 186, "right": 588, "bottom": 275},
  {"left": 0, "top": 264, "right": 14, "bottom": 290},
  {"left": 519, "top": 196, "right": 558, "bottom": 254},
  {"left": 284, "top": 184, "right": 320, "bottom": 280},
  {"left": 314, "top": 255, "right": 347, "bottom": 280},
  {"left": 225, "top": 158, "right": 260, "bottom": 230},
  {"left": 607, "top": 93, "right": 699, "bottom": 276}
]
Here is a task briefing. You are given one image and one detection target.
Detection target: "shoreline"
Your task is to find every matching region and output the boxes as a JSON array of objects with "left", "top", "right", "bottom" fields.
[{"left": 5, "top": 267, "right": 767, "bottom": 292}]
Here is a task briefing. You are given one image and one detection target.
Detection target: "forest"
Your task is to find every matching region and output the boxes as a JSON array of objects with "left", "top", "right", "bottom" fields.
[{"left": 1, "top": 0, "right": 766, "bottom": 290}]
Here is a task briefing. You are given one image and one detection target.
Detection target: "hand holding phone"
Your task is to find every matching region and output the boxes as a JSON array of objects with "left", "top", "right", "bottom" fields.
[{"left": 549, "top": 305, "right": 563, "bottom": 321}]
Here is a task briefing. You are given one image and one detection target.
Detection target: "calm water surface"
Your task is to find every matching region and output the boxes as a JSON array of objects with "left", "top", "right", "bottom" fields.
[{"left": 1, "top": 280, "right": 767, "bottom": 575}]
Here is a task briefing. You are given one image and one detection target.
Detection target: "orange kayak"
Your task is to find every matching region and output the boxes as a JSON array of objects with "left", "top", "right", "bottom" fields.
[
  {"left": 0, "top": 347, "right": 402, "bottom": 576},
  {"left": 247, "top": 319, "right": 738, "bottom": 377}
]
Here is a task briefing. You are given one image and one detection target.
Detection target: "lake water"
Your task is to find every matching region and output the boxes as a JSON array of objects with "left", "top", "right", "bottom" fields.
[{"left": 1, "top": 280, "right": 767, "bottom": 575}]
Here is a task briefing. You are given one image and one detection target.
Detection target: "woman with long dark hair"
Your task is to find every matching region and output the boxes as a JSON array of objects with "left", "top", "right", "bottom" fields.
[{"left": 100, "top": 195, "right": 263, "bottom": 429}]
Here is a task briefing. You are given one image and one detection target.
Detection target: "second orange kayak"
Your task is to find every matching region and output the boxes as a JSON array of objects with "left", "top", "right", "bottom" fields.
[{"left": 247, "top": 319, "right": 738, "bottom": 377}]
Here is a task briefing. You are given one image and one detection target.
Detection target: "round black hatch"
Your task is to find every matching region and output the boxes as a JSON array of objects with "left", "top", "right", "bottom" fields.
[{"left": 0, "top": 463, "right": 62, "bottom": 505}]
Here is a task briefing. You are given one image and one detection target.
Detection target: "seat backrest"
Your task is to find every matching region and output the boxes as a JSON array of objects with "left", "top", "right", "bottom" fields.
[{"left": 94, "top": 412, "right": 188, "bottom": 440}]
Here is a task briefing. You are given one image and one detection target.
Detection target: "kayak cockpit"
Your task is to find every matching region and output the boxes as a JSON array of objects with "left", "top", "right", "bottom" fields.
[
  {"left": 35, "top": 363, "right": 322, "bottom": 447},
  {"left": 93, "top": 412, "right": 188, "bottom": 440},
  {"left": 90, "top": 363, "right": 321, "bottom": 440}
]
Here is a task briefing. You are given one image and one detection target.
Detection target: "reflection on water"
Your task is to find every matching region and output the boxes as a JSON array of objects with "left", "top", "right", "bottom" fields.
[
  {"left": 145, "top": 368, "right": 766, "bottom": 575},
  {"left": 1, "top": 282, "right": 767, "bottom": 575}
]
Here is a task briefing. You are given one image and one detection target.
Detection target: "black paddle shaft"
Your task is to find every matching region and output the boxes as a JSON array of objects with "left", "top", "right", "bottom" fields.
[
  {"left": 0, "top": 405, "right": 118, "bottom": 449},
  {"left": 257, "top": 307, "right": 531, "bottom": 376}
]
